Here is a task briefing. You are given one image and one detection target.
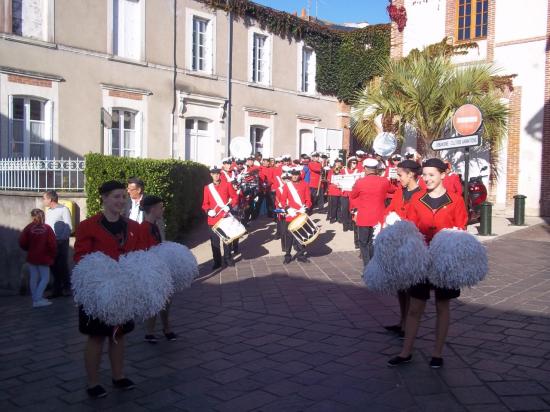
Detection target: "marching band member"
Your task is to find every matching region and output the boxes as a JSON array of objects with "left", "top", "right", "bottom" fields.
[
  {"left": 281, "top": 167, "right": 312, "bottom": 264},
  {"left": 74, "top": 180, "right": 141, "bottom": 398},
  {"left": 260, "top": 157, "right": 273, "bottom": 217},
  {"left": 326, "top": 158, "right": 343, "bottom": 223},
  {"left": 282, "top": 154, "right": 292, "bottom": 167},
  {"left": 202, "top": 166, "right": 239, "bottom": 270},
  {"left": 274, "top": 170, "right": 291, "bottom": 249},
  {"left": 221, "top": 157, "right": 237, "bottom": 186},
  {"left": 384, "top": 154, "right": 402, "bottom": 206},
  {"left": 308, "top": 152, "right": 322, "bottom": 210},
  {"left": 388, "top": 158, "right": 467, "bottom": 369},
  {"left": 383, "top": 159, "right": 424, "bottom": 338},
  {"left": 350, "top": 158, "right": 393, "bottom": 267},
  {"left": 340, "top": 156, "right": 359, "bottom": 232},
  {"left": 355, "top": 150, "right": 366, "bottom": 173}
]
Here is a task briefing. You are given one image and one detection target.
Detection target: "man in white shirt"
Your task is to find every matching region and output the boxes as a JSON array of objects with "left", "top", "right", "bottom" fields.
[
  {"left": 43, "top": 190, "right": 72, "bottom": 297},
  {"left": 126, "top": 177, "right": 144, "bottom": 223}
]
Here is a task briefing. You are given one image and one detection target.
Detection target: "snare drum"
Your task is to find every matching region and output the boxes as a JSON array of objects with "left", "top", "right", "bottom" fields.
[
  {"left": 287, "top": 214, "right": 320, "bottom": 246},
  {"left": 212, "top": 215, "right": 247, "bottom": 244}
]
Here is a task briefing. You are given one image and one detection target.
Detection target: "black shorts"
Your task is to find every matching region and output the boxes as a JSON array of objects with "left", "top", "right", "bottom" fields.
[
  {"left": 409, "top": 280, "right": 460, "bottom": 301},
  {"left": 78, "top": 306, "right": 134, "bottom": 337}
]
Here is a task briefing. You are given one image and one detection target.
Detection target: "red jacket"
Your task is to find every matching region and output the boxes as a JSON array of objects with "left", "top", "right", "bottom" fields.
[
  {"left": 327, "top": 169, "right": 342, "bottom": 196},
  {"left": 406, "top": 191, "right": 468, "bottom": 243},
  {"left": 74, "top": 213, "right": 142, "bottom": 263},
  {"left": 138, "top": 221, "right": 161, "bottom": 250},
  {"left": 281, "top": 180, "right": 312, "bottom": 222},
  {"left": 19, "top": 222, "right": 57, "bottom": 266},
  {"left": 385, "top": 186, "right": 424, "bottom": 219},
  {"left": 443, "top": 173, "right": 463, "bottom": 195},
  {"left": 259, "top": 166, "right": 272, "bottom": 189},
  {"left": 308, "top": 161, "right": 322, "bottom": 189},
  {"left": 350, "top": 174, "right": 392, "bottom": 227},
  {"left": 202, "top": 182, "right": 238, "bottom": 226}
]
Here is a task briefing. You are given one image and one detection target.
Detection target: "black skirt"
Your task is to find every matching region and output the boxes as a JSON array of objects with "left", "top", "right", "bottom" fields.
[{"left": 78, "top": 306, "right": 134, "bottom": 337}]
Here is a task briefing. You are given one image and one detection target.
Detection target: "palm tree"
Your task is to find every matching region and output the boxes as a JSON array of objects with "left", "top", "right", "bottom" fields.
[{"left": 351, "top": 40, "right": 509, "bottom": 160}]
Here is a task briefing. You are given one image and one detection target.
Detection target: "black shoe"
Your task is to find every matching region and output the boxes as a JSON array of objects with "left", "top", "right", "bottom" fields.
[
  {"left": 330, "top": 219, "right": 336, "bottom": 224},
  {"left": 429, "top": 357, "right": 443, "bottom": 369},
  {"left": 384, "top": 325, "right": 403, "bottom": 333},
  {"left": 212, "top": 262, "right": 222, "bottom": 271},
  {"left": 144, "top": 334, "right": 158, "bottom": 344},
  {"left": 399, "top": 331, "right": 405, "bottom": 340},
  {"left": 112, "top": 378, "right": 135, "bottom": 390},
  {"left": 297, "top": 256, "right": 310, "bottom": 263},
  {"left": 87, "top": 385, "right": 107, "bottom": 398},
  {"left": 225, "top": 258, "right": 235, "bottom": 267},
  {"left": 275, "top": 235, "right": 281, "bottom": 240},
  {"left": 283, "top": 255, "right": 292, "bottom": 264},
  {"left": 164, "top": 332, "right": 177, "bottom": 341},
  {"left": 387, "top": 355, "right": 412, "bottom": 367}
]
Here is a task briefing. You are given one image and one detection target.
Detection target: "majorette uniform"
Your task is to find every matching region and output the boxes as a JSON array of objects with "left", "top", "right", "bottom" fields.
[
  {"left": 385, "top": 185, "right": 423, "bottom": 219},
  {"left": 308, "top": 160, "right": 322, "bottom": 209},
  {"left": 406, "top": 190, "right": 468, "bottom": 300},
  {"left": 202, "top": 181, "right": 239, "bottom": 266},
  {"left": 280, "top": 179, "right": 312, "bottom": 259},
  {"left": 74, "top": 213, "right": 142, "bottom": 336},
  {"left": 350, "top": 173, "right": 393, "bottom": 266},
  {"left": 138, "top": 220, "right": 162, "bottom": 250},
  {"left": 443, "top": 172, "right": 462, "bottom": 196},
  {"left": 326, "top": 168, "right": 342, "bottom": 223}
]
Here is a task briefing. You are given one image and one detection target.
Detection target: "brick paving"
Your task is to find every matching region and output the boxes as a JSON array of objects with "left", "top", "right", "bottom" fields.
[{"left": 1, "top": 224, "right": 550, "bottom": 411}]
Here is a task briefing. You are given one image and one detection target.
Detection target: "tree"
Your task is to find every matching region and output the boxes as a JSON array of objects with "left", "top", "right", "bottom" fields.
[{"left": 351, "top": 39, "right": 509, "bottom": 160}]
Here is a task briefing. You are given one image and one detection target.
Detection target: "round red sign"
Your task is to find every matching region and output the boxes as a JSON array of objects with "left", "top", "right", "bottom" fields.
[{"left": 452, "top": 104, "right": 483, "bottom": 136}]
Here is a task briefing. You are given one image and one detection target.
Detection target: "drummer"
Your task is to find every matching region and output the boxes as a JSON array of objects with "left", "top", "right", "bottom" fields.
[
  {"left": 280, "top": 167, "right": 312, "bottom": 264},
  {"left": 202, "top": 166, "right": 239, "bottom": 269}
]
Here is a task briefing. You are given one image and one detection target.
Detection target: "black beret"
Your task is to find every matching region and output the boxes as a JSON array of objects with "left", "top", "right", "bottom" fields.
[
  {"left": 397, "top": 159, "right": 422, "bottom": 172},
  {"left": 422, "top": 158, "right": 447, "bottom": 171},
  {"left": 99, "top": 180, "right": 125, "bottom": 195},
  {"left": 140, "top": 195, "right": 163, "bottom": 210}
]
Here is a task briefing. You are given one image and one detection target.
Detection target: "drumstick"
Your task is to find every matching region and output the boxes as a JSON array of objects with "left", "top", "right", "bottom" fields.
[{"left": 214, "top": 201, "right": 232, "bottom": 217}]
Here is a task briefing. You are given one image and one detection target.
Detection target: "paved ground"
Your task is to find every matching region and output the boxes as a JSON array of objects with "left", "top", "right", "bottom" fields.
[{"left": 1, "top": 222, "right": 550, "bottom": 411}]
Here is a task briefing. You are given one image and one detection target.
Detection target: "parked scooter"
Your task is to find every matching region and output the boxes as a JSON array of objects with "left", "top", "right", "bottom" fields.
[{"left": 468, "top": 166, "right": 488, "bottom": 224}]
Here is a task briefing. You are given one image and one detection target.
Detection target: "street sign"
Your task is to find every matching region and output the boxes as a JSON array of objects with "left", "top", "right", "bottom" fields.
[
  {"left": 452, "top": 104, "right": 482, "bottom": 136},
  {"left": 431, "top": 134, "right": 481, "bottom": 151}
]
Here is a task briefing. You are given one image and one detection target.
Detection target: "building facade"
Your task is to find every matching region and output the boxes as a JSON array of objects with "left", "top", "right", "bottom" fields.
[
  {"left": 0, "top": 0, "right": 345, "bottom": 167},
  {"left": 390, "top": 0, "right": 549, "bottom": 216}
]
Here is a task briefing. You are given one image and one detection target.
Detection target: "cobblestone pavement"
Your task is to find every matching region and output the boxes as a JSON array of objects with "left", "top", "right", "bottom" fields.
[{"left": 1, "top": 224, "right": 550, "bottom": 411}]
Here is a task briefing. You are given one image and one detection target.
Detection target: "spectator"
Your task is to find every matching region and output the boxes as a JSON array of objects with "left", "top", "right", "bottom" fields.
[
  {"left": 43, "top": 190, "right": 72, "bottom": 297},
  {"left": 126, "top": 177, "right": 145, "bottom": 223},
  {"left": 19, "top": 209, "right": 57, "bottom": 308}
]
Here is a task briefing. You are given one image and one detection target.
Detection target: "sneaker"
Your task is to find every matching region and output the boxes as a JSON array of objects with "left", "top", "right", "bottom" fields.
[
  {"left": 429, "top": 357, "right": 444, "bottom": 369},
  {"left": 164, "top": 332, "right": 177, "bottom": 341},
  {"left": 87, "top": 385, "right": 107, "bottom": 398},
  {"left": 144, "top": 334, "right": 158, "bottom": 344},
  {"left": 387, "top": 355, "right": 412, "bottom": 367},
  {"left": 112, "top": 378, "right": 135, "bottom": 390},
  {"left": 33, "top": 299, "right": 52, "bottom": 308}
]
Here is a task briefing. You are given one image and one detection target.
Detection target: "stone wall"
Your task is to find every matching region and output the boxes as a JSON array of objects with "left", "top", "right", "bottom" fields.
[{"left": 0, "top": 191, "right": 86, "bottom": 294}]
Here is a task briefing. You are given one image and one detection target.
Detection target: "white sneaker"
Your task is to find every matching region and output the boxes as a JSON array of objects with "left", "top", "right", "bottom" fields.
[{"left": 33, "top": 299, "right": 52, "bottom": 308}]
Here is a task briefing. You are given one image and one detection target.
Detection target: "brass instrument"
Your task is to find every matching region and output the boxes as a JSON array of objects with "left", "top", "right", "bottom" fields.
[{"left": 333, "top": 165, "right": 343, "bottom": 175}]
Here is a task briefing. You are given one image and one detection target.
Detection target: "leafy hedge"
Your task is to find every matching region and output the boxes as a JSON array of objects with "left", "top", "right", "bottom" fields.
[
  {"left": 199, "top": 0, "right": 390, "bottom": 104},
  {"left": 84, "top": 154, "right": 210, "bottom": 241}
]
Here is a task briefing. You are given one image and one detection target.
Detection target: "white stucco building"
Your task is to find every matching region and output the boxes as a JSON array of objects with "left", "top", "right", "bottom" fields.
[{"left": 390, "top": 0, "right": 550, "bottom": 216}]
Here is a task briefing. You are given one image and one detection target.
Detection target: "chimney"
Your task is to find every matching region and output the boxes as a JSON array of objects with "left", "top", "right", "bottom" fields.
[
  {"left": 301, "top": 8, "right": 307, "bottom": 19},
  {"left": 293, "top": 11, "right": 297, "bottom": 16}
]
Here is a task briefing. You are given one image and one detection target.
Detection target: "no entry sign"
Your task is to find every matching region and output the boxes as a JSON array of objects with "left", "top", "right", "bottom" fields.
[{"left": 452, "top": 104, "right": 482, "bottom": 136}]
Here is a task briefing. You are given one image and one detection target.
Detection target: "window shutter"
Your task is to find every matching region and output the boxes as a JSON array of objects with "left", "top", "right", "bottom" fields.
[
  {"left": 265, "top": 36, "right": 271, "bottom": 85},
  {"left": 124, "top": 0, "right": 141, "bottom": 59},
  {"left": 205, "top": 19, "right": 212, "bottom": 73},
  {"left": 309, "top": 50, "right": 316, "bottom": 93}
]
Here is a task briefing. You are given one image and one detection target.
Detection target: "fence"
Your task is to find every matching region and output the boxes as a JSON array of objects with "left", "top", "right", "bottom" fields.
[{"left": 0, "top": 158, "right": 85, "bottom": 191}]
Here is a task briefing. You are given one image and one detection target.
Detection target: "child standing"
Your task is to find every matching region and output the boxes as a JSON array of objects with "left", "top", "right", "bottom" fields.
[
  {"left": 138, "top": 195, "right": 177, "bottom": 343},
  {"left": 19, "top": 209, "right": 57, "bottom": 308}
]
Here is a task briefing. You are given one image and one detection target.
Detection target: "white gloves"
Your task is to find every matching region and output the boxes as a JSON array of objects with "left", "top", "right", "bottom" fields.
[
  {"left": 298, "top": 206, "right": 307, "bottom": 214},
  {"left": 222, "top": 206, "right": 230, "bottom": 212},
  {"left": 287, "top": 208, "right": 297, "bottom": 217},
  {"left": 207, "top": 210, "right": 216, "bottom": 217},
  {"left": 323, "top": 166, "right": 331, "bottom": 170}
]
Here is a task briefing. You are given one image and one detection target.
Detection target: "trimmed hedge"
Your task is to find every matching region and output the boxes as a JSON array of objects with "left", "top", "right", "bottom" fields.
[{"left": 84, "top": 153, "right": 210, "bottom": 241}]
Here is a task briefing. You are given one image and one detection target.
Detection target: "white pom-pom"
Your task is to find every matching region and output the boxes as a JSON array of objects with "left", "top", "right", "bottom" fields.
[
  {"left": 363, "top": 220, "right": 430, "bottom": 294},
  {"left": 384, "top": 211, "right": 402, "bottom": 227},
  {"left": 118, "top": 251, "right": 174, "bottom": 321},
  {"left": 429, "top": 229, "right": 488, "bottom": 289},
  {"left": 149, "top": 241, "right": 199, "bottom": 290}
]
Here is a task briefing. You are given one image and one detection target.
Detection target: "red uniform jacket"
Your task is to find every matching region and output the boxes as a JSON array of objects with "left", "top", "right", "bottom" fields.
[
  {"left": 443, "top": 173, "right": 462, "bottom": 196},
  {"left": 74, "top": 213, "right": 142, "bottom": 263},
  {"left": 271, "top": 167, "right": 284, "bottom": 193},
  {"left": 220, "top": 169, "right": 239, "bottom": 199},
  {"left": 138, "top": 221, "right": 162, "bottom": 250},
  {"left": 308, "top": 161, "right": 322, "bottom": 189},
  {"left": 259, "top": 166, "right": 272, "bottom": 190},
  {"left": 19, "top": 222, "right": 57, "bottom": 266},
  {"left": 281, "top": 180, "right": 312, "bottom": 222},
  {"left": 385, "top": 186, "right": 424, "bottom": 219},
  {"left": 202, "top": 182, "right": 238, "bottom": 226},
  {"left": 406, "top": 191, "right": 468, "bottom": 243},
  {"left": 350, "top": 174, "right": 392, "bottom": 227},
  {"left": 327, "top": 169, "right": 342, "bottom": 196}
]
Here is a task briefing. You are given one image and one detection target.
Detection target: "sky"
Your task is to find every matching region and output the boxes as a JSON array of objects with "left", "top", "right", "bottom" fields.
[{"left": 253, "top": 0, "right": 391, "bottom": 25}]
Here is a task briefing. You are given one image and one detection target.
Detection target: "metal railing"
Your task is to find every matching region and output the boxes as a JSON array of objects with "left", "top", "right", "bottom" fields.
[{"left": 0, "top": 158, "right": 85, "bottom": 192}]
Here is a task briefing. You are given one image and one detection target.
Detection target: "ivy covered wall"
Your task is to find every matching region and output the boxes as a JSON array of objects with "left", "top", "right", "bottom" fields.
[{"left": 199, "top": 0, "right": 390, "bottom": 104}]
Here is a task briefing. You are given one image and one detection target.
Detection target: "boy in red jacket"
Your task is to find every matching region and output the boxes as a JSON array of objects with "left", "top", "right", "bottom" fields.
[{"left": 19, "top": 209, "right": 57, "bottom": 308}]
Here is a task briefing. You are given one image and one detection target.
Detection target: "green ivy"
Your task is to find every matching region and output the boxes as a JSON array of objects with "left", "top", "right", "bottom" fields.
[
  {"left": 84, "top": 154, "right": 210, "bottom": 241},
  {"left": 199, "top": 0, "right": 390, "bottom": 104}
]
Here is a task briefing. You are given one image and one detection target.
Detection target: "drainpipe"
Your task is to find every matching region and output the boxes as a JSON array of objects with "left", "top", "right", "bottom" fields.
[
  {"left": 226, "top": 4, "right": 233, "bottom": 157},
  {"left": 171, "top": 0, "right": 177, "bottom": 159}
]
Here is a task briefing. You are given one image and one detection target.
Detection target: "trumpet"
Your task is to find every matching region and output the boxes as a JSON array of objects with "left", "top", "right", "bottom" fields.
[{"left": 333, "top": 165, "right": 343, "bottom": 174}]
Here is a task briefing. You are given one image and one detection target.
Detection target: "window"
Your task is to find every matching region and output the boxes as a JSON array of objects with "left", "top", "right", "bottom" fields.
[
  {"left": 9, "top": 96, "right": 50, "bottom": 158},
  {"left": 251, "top": 33, "right": 270, "bottom": 85},
  {"left": 456, "top": 0, "right": 488, "bottom": 41},
  {"left": 191, "top": 16, "right": 211, "bottom": 72},
  {"left": 250, "top": 126, "right": 266, "bottom": 155},
  {"left": 113, "top": 0, "right": 143, "bottom": 60},
  {"left": 111, "top": 109, "right": 139, "bottom": 157},
  {"left": 301, "top": 46, "right": 316, "bottom": 94},
  {"left": 11, "top": 0, "right": 48, "bottom": 41}
]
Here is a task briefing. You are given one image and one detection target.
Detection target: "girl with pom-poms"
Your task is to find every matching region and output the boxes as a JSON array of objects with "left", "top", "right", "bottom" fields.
[
  {"left": 388, "top": 158, "right": 467, "bottom": 369},
  {"left": 138, "top": 195, "right": 177, "bottom": 344},
  {"left": 73, "top": 180, "right": 141, "bottom": 398}
]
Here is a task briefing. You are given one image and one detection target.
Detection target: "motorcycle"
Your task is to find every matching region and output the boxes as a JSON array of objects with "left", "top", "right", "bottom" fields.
[{"left": 467, "top": 165, "right": 488, "bottom": 224}]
